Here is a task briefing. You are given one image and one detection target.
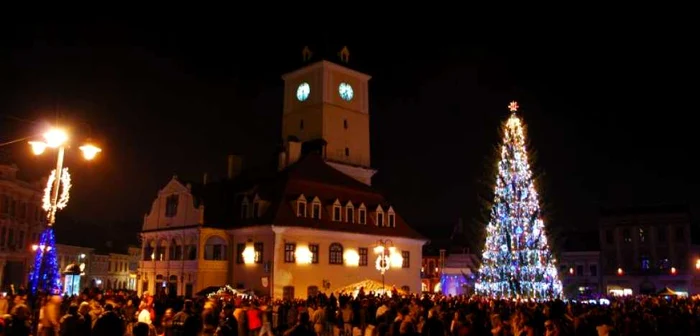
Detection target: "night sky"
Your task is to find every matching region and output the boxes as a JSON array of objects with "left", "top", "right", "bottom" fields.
[{"left": 0, "top": 20, "right": 696, "bottom": 245}]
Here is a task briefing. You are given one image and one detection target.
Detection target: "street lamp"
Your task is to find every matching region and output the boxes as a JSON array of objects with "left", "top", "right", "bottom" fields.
[
  {"left": 28, "top": 126, "right": 102, "bottom": 295},
  {"left": 374, "top": 239, "right": 403, "bottom": 295},
  {"left": 29, "top": 128, "right": 102, "bottom": 226}
]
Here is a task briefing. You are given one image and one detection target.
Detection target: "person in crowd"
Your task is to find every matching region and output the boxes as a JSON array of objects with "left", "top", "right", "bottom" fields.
[
  {"left": 216, "top": 303, "right": 239, "bottom": 336},
  {"left": 58, "top": 303, "right": 84, "bottom": 336}
]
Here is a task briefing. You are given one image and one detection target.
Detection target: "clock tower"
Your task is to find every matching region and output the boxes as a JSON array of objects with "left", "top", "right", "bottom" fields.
[{"left": 280, "top": 50, "right": 376, "bottom": 185}]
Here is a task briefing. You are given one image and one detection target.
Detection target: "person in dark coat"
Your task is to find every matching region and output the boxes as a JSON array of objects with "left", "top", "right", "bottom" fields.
[
  {"left": 172, "top": 299, "right": 202, "bottom": 336},
  {"left": 216, "top": 303, "right": 239, "bottom": 336},
  {"left": 92, "top": 303, "right": 125, "bottom": 336},
  {"left": 421, "top": 309, "right": 444, "bottom": 336},
  {"left": 59, "top": 304, "right": 85, "bottom": 336},
  {"left": 284, "top": 312, "right": 315, "bottom": 336}
]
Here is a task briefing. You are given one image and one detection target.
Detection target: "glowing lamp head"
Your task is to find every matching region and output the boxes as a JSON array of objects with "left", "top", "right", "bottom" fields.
[
  {"left": 295, "top": 246, "right": 313, "bottom": 265},
  {"left": 373, "top": 246, "right": 384, "bottom": 254},
  {"left": 79, "top": 144, "right": 102, "bottom": 160},
  {"left": 43, "top": 128, "right": 68, "bottom": 148},
  {"left": 390, "top": 252, "right": 404, "bottom": 268},
  {"left": 671, "top": 267, "right": 677, "bottom": 275},
  {"left": 344, "top": 249, "right": 360, "bottom": 267},
  {"left": 617, "top": 268, "right": 624, "bottom": 276},
  {"left": 31, "top": 244, "right": 39, "bottom": 251},
  {"left": 242, "top": 245, "right": 256, "bottom": 265},
  {"left": 29, "top": 141, "right": 47, "bottom": 155}
]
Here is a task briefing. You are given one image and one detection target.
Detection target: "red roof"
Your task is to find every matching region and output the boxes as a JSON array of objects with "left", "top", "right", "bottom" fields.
[{"left": 240, "top": 154, "right": 425, "bottom": 240}]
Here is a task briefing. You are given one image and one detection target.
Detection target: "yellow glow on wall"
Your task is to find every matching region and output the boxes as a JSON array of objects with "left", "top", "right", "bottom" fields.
[
  {"left": 344, "top": 249, "right": 360, "bottom": 267},
  {"left": 295, "top": 246, "right": 313, "bottom": 265},
  {"left": 390, "top": 249, "right": 403, "bottom": 268}
]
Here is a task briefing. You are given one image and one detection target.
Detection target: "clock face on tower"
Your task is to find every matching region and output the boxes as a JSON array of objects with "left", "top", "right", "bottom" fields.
[
  {"left": 296, "top": 82, "right": 310, "bottom": 101},
  {"left": 338, "top": 82, "right": 354, "bottom": 101}
]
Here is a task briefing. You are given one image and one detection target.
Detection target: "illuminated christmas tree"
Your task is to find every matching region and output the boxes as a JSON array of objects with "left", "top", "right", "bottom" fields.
[
  {"left": 29, "top": 227, "right": 62, "bottom": 295},
  {"left": 475, "top": 101, "right": 562, "bottom": 299}
]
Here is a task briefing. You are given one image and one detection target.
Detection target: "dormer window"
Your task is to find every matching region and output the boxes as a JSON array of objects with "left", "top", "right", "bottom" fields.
[
  {"left": 296, "top": 195, "right": 307, "bottom": 217},
  {"left": 332, "top": 199, "right": 342, "bottom": 222},
  {"left": 358, "top": 203, "right": 367, "bottom": 225},
  {"left": 311, "top": 197, "right": 322, "bottom": 220},
  {"left": 333, "top": 206, "right": 341, "bottom": 221},
  {"left": 345, "top": 202, "right": 354, "bottom": 223},
  {"left": 165, "top": 195, "right": 179, "bottom": 217},
  {"left": 241, "top": 197, "right": 250, "bottom": 218},
  {"left": 387, "top": 207, "right": 396, "bottom": 228},
  {"left": 253, "top": 201, "right": 260, "bottom": 218},
  {"left": 375, "top": 206, "right": 385, "bottom": 227}
]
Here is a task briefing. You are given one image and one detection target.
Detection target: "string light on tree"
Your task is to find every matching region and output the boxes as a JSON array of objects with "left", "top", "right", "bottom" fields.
[{"left": 475, "top": 101, "right": 562, "bottom": 299}]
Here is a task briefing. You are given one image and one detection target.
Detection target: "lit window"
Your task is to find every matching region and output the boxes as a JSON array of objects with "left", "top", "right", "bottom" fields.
[
  {"left": 284, "top": 243, "right": 296, "bottom": 263},
  {"left": 641, "top": 256, "right": 650, "bottom": 270},
  {"left": 309, "top": 244, "right": 319, "bottom": 264},
  {"left": 329, "top": 243, "right": 343, "bottom": 265},
  {"left": 359, "top": 248, "right": 368, "bottom": 266},
  {"left": 254, "top": 242, "right": 263, "bottom": 264}
]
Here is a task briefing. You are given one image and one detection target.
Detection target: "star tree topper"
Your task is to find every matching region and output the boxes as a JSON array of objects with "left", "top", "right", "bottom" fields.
[{"left": 508, "top": 101, "right": 519, "bottom": 113}]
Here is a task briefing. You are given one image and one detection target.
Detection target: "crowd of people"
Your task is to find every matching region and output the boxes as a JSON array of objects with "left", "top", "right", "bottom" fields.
[{"left": 0, "top": 287, "right": 697, "bottom": 336}]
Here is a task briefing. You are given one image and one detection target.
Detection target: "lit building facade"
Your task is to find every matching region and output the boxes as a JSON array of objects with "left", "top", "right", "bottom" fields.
[
  {"left": 559, "top": 251, "right": 601, "bottom": 297},
  {"left": 90, "top": 251, "right": 134, "bottom": 290},
  {"left": 421, "top": 252, "right": 442, "bottom": 293},
  {"left": 139, "top": 52, "right": 427, "bottom": 299},
  {"left": 56, "top": 243, "right": 93, "bottom": 292},
  {"left": 0, "top": 162, "right": 44, "bottom": 291},
  {"left": 599, "top": 205, "right": 693, "bottom": 296}
]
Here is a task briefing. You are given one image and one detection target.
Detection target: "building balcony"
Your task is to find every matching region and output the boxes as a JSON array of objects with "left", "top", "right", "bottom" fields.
[{"left": 140, "top": 260, "right": 200, "bottom": 270}]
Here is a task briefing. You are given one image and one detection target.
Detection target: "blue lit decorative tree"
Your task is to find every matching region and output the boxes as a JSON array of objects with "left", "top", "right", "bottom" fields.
[
  {"left": 29, "top": 227, "right": 62, "bottom": 295},
  {"left": 475, "top": 101, "right": 562, "bottom": 299}
]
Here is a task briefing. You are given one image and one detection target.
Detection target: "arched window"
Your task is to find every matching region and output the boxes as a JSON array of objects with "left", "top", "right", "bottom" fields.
[
  {"left": 169, "top": 238, "right": 182, "bottom": 260},
  {"left": 204, "top": 235, "right": 228, "bottom": 260},
  {"left": 156, "top": 239, "right": 167, "bottom": 261},
  {"left": 144, "top": 239, "right": 155, "bottom": 261},
  {"left": 329, "top": 243, "right": 343, "bottom": 265}
]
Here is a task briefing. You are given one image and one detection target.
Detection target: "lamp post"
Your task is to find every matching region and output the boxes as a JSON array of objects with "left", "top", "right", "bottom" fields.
[
  {"left": 374, "top": 239, "right": 403, "bottom": 295},
  {"left": 28, "top": 127, "right": 101, "bottom": 294}
]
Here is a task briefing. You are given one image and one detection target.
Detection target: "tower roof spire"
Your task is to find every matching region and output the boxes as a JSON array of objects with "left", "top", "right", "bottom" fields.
[
  {"left": 338, "top": 46, "right": 350, "bottom": 63},
  {"left": 302, "top": 46, "right": 313, "bottom": 62}
]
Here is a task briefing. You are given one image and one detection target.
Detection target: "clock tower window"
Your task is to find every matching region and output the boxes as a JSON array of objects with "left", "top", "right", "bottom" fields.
[
  {"left": 300, "top": 119, "right": 304, "bottom": 130},
  {"left": 345, "top": 148, "right": 350, "bottom": 157},
  {"left": 343, "top": 119, "right": 348, "bottom": 130}
]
